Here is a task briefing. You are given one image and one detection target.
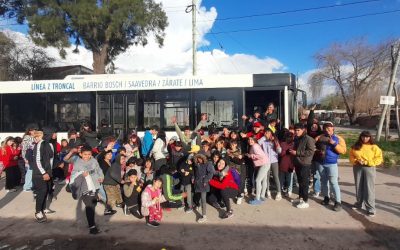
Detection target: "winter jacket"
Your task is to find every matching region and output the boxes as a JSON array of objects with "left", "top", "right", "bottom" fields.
[
  {"left": 103, "top": 157, "right": 123, "bottom": 186},
  {"left": 248, "top": 143, "right": 268, "bottom": 167},
  {"left": 193, "top": 154, "right": 215, "bottom": 193},
  {"left": 1, "top": 146, "right": 21, "bottom": 168},
  {"left": 80, "top": 130, "right": 99, "bottom": 148},
  {"left": 141, "top": 130, "right": 154, "bottom": 158},
  {"left": 97, "top": 150, "right": 111, "bottom": 176},
  {"left": 179, "top": 160, "right": 194, "bottom": 186},
  {"left": 150, "top": 138, "right": 168, "bottom": 161},
  {"left": 349, "top": 144, "right": 383, "bottom": 167},
  {"left": 258, "top": 137, "right": 281, "bottom": 164},
  {"left": 169, "top": 148, "right": 186, "bottom": 169},
  {"left": 28, "top": 140, "right": 53, "bottom": 177},
  {"left": 141, "top": 185, "right": 166, "bottom": 217},
  {"left": 209, "top": 167, "right": 239, "bottom": 190},
  {"left": 293, "top": 133, "right": 316, "bottom": 167},
  {"left": 67, "top": 155, "right": 104, "bottom": 191},
  {"left": 279, "top": 141, "right": 295, "bottom": 173},
  {"left": 315, "top": 133, "right": 346, "bottom": 164}
]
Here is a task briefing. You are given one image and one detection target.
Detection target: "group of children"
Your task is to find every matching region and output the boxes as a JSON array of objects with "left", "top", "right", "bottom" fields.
[{"left": 0, "top": 103, "right": 384, "bottom": 234}]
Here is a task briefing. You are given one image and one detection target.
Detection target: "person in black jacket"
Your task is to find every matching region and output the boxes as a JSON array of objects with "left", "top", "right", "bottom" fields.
[
  {"left": 28, "top": 130, "right": 54, "bottom": 223},
  {"left": 103, "top": 154, "right": 126, "bottom": 215},
  {"left": 123, "top": 169, "right": 144, "bottom": 219},
  {"left": 179, "top": 155, "right": 194, "bottom": 213},
  {"left": 289, "top": 123, "right": 316, "bottom": 209},
  {"left": 80, "top": 121, "right": 99, "bottom": 149}
]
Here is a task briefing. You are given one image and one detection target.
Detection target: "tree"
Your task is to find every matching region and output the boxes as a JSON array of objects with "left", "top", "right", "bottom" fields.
[
  {"left": 0, "top": 0, "right": 23, "bottom": 21},
  {"left": 19, "top": 0, "right": 168, "bottom": 74},
  {"left": 0, "top": 31, "right": 54, "bottom": 80},
  {"left": 310, "top": 39, "right": 391, "bottom": 124}
]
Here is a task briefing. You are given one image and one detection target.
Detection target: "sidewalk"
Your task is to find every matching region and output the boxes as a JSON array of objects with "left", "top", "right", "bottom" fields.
[{"left": 0, "top": 167, "right": 399, "bottom": 250}]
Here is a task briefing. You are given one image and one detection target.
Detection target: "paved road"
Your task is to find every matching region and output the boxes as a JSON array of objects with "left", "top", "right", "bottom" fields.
[{"left": 0, "top": 166, "right": 399, "bottom": 250}]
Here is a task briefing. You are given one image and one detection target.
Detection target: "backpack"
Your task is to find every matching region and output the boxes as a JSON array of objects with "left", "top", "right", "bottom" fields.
[{"left": 229, "top": 168, "right": 241, "bottom": 187}]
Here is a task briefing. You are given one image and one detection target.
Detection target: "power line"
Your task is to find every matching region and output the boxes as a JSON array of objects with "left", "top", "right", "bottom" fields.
[
  {"left": 210, "top": 9, "right": 400, "bottom": 35},
  {"left": 199, "top": 0, "right": 381, "bottom": 22}
]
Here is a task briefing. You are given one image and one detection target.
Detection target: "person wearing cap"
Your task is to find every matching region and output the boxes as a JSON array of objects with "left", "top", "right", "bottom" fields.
[
  {"left": 349, "top": 131, "right": 383, "bottom": 217},
  {"left": 241, "top": 109, "right": 266, "bottom": 132},
  {"left": 123, "top": 169, "right": 144, "bottom": 219},
  {"left": 289, "top": 123, "right": 316, "bottom": 209},
  {"left": 240, "top": 121, "right": 264, "bottom": 140},
  {"left": 315, "top": 122, "right": 346, "bottom": 211}
]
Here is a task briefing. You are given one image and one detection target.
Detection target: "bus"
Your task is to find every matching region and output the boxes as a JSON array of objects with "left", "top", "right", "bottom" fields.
[{"left": 0, "top": 73, "right": 304, "bottom": 141}]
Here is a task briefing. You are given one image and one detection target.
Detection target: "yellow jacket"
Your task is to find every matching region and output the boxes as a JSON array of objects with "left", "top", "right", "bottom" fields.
[{"left": 349, "top": 144, "right": 383, "bottom": 167}]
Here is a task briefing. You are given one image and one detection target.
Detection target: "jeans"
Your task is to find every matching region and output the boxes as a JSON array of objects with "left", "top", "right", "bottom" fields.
[
  {"left": 268, "top": 162, "right": 281, "bottom": 193},
  {"left": 23, "top": 166, "right": 33, "bottom": 191},
  {"left": 312, "top": 162, "right": 321, "bottom": 193},
  {"left": 318, "top": 163, "right": 341, "bottom": 203},
  {"left": 254, "top": 164, "right": 271, "bottom": 200},
  {"left": 279, "top": 171, "right": 294, "bottom": 193},
  {"left": 98, "top": 185, "right": 107, "bottom": 203},
  {"left": 181, "top": 184, "right": 193, "bottom": 208}
]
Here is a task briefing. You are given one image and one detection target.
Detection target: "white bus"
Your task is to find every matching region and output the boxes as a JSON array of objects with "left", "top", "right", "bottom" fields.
[{"left": 0, "top": 73, "right": 304, "bottom": 141}]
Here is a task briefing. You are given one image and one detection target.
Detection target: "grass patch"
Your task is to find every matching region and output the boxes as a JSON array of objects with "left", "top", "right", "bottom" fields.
[{"left": 336, "top": 132, "right": 400, "bottom": 167}]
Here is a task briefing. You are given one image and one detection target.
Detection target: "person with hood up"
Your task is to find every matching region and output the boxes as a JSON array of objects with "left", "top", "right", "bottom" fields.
[{"left": 193, "top": 153, "right": 215, "bottom": 223}]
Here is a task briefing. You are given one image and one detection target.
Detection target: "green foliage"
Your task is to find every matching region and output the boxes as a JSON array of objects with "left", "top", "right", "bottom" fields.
[{"left": 20, "top": 0, "right": 168, "bottom": 72}]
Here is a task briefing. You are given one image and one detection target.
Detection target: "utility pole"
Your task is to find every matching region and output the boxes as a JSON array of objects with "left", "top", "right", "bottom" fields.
[
  {"left": 192, "top": 0, "right": 197, "bottom": 76},
  {"left": 376, "top": 40, "right": 400, "bottom": 141}
]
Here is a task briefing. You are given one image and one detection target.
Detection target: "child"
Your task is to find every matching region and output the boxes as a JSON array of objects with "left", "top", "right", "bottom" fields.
[
  {"left": 65, "top": 145, "right": 104, "bottom": 234},
  {"left": 193, "top": 153, "right": 215, "bottom": 223},
  {"left": 179, "top": 155, "right": 194, "bottom": 213},
  {"left": 143, "top": 158, "right": 154, "bottom": 185},
  {"left": 103, "top": 154, "right": 126, "bottom": 215},
  {"left": 227, "top": 140, "right": 246, "bottom": 204},
  {"left": 123, "top": 169, "right": 144, "bottom": 219},
  {"left": 141, "top": 177, "right": 166, "bottom": 227}
]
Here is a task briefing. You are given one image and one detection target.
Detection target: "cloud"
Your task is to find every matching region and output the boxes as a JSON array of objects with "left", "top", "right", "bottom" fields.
[{"left": 2, "top": 0, "right": 286, "bottom": 76}]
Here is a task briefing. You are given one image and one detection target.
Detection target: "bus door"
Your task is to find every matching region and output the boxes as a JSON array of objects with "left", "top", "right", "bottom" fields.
[
  {"left": 244, "top": 89, "right": 283, "bottom": 126},
  {"left": 97, "top": 93, "right": 137, "bottom": 138}
]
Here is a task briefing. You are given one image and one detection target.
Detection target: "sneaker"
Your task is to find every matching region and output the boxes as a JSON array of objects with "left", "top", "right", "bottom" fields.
[
  {"left": 116, "top": 203, "right": 124, "bottom": 208},
  {"left": 286, "top": 192, "right": 293, "bottom": 198},
  {"left": 312, "top": 192, "right": 320, "bottom": 198},
  {"left": 296, "top": 201, "right": 310, "bottom": 209},
  {"left": 222, "top": 210, "right": 234, "bottom": 219},
  {"left": 266, "top": 190, "right": 272, "bottom": 199},
  {"left": 6, "top": 188, "right": 17, "bottom": 193},
  {"left": 249, "top": 199, "right": 263, "bottom": 205},
  {"left": 177, "top": 205, "right": 185, "bottom": 211},
  {"left": 43, "top": 209, "right": 56, "bottom": 214},
  {"left": 260, "top": 197, "right": 266, "bottom": 202},
  {"left": 104, "top": 209, "right": 117, "bottom": 216},
  {"left": 367, "top": 211, "right": 376, "bottom": 217},
  {"left": 321, "top": 196, "right": 330, "bottom": 206},
  {"left": 23, "top": 189, "right": 32, "bottom": 192},
  {"left": 236, "top": 197, "right": 243, "bottom": 205},
  {"left": 131, "top": 210, "right": 144, "bottom": 219},
  {"left": 275, "top": 193, "right": 282, "bottom": 201},
  {"left": 333, "top": 202, "right": 342, "bottom": 212},
  {"left": 146, "top": 221, "right": 160, "bottom": 227},
  {"left": 197, "top": 216, "right": 207, "bottom": 223},
  {"left": 184, "top": 207, "right": 193, "bottom": 213},
  {"left": 35, "top": 212, "right": 47, "bottom": 223},
  {"left": 89, "top": 226, "right": 101, "bottom": 235}
]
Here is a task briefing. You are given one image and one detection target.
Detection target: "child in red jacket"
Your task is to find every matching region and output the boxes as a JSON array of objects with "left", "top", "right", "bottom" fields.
[
  {"left": 1, "top": 137, "right": 22, "bottom": 192},
  {"left": 209, "top": 158, "right": 239, "bottom": 219}
]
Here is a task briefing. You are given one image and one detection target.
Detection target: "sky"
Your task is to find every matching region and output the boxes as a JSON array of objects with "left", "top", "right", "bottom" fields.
[{"left": 0, "top": 0, "right": 399, "bottom": 95}]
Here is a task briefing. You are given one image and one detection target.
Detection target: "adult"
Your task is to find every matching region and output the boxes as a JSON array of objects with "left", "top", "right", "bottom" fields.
[
  {"left": 289, "top": 123, "right": 315, "bottom": 209},
  {"left": 349, "top": 131, "right": 383, "bottom": 217},
  {"left": 315, "top": 122, "right": 346, "bottom": 211}
]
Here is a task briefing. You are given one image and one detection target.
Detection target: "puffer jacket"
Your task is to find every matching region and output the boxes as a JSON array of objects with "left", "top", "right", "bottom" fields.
[{"left": 293, "top": 133, "right": 316, "bottom": 167}]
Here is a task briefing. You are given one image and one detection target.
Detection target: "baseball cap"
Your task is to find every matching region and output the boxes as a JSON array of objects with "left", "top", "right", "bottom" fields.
[{"left": 188, "top": 145, "right": 201, "bottom": 153}]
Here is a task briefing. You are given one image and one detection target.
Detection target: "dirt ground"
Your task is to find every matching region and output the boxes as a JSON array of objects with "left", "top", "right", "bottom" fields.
[{"left": 0, "top": 166, "right": 399, "bottom": 250}]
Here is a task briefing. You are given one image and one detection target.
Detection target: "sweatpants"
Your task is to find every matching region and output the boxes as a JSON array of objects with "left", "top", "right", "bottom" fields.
[
  {"left": 295, "top": 165, "right": 311, "bottom": 202},
  {"left": 209, "top": 187, "right": 238, "bottom": 212},
  {"left": 32, "top": 176, "right": 51, "bottom": 213},
  {"left": 254, "top": 164, "right": 271, "bottom": 200},
  {"left": 81, "top": 192, "right": 98, "bottom": 228},
  {"left": 5, "top": 166, "right": 21, "bottom": 190},
  {"left": 104, "top": 184, "right": 123, "bottom": 209},
  {"left": 268, "top": 162, "right": 281, "bottom": 193},
  {"left": 353, "top": 166, "right": 376, "bottom": 213}
]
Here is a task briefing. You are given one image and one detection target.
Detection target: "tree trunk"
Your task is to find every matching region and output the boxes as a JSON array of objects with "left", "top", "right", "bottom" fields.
[{"left": 92, "top": 46, "right": 108, "bottom": 74}]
